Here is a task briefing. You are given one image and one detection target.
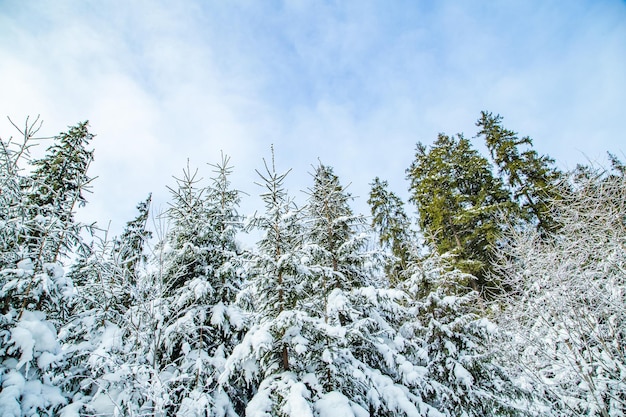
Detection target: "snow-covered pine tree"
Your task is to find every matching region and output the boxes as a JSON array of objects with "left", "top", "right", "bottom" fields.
[
  {"left": 368, "top": 177, "right": 415, "bottom": 285},
  {"left": 160, "top": 161, "right": 211, "bottom": 295},
  {"left": 114, "top": 194, "right": 152, "bottom": 278},
  {"left": 202, "top": 153, "right": 245, "bottom": 304},
  {"left": 23, "top": 120, "right": 95, "bottom": 269},
  {"left": 154, "top": 157, "right": 246, "bottom": 416},
  {"left": 225, "top": 158, "right": 461, "bottom": 417},
  {"left": 66, "top": 194, "right": 153, "bottom": 317},
  {"left": 401, "top": 253, "right": 537, "bottom": 416},
  {"left": 0, "top": 117, "right": 41, "bottom": 272},
  {"left": 301, "top": 163, "right": 407, "bottom": 403},
  {"left": 244, "top": 151, "right": 307, "bottom": 328},
  {"left": 0, "top": 119, "right": 95, "bottom": 416},
  {"left": 166, "top": 156, "right": 246, "bottom": 417},
  {"left": 308, "top": 239, "right": 534, "bottom": 416},
  {"left": 221, "top": 150, "right": 311, "bottom": 415},
  {"left": 64, "top": 184, "right": 200, "bottom": 416},
  {"left": 58, "top": 195, "right": 156, "bottom": 416},
  {"left": 123, "top": 162, "right": 215, "bottom": 415},
  {"left": 305, "top": 163, "right": 378, "bottom": 298},
  {"left": 59, "top": 157, "right": 245, "bottom": 417}
]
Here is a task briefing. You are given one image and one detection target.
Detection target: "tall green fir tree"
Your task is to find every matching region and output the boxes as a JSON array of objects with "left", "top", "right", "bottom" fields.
[
  {"left": 476, "top": 111, "right": 563, "bottom": 235},
  {"left": 406, "top": 133, "right": 512, "bottom": 293}
]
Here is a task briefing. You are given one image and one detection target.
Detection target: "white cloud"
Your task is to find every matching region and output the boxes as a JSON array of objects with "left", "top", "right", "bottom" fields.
[{"left": 1, "top": 0, "right": 624, "bottom": 236}]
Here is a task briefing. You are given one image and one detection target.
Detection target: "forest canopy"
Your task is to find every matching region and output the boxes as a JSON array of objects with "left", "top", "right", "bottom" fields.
[{"left": 0, "top": 112, "right": 624, "bottom": 416}]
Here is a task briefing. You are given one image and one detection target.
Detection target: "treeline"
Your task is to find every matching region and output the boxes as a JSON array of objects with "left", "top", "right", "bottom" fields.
[{"left": 0, "top": 113, "right": 624, "bottom": 416}]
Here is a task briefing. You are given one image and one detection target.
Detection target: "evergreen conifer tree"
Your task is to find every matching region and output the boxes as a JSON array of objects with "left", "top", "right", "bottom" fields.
[
  {"left": 113, "top": 194, "right": 152, "bottom": 277},
  {"left": 305, "top": 163, "right": 378, "bottom": 298},
  {"left": 402, "top": 255, "right": 535, "bottom": 416},
  {"left": 0, "top": 117, "right": 41, "bottom": 272},
  {"left": 224, "top": 158, "right": 455, "bottom": 416},
  {"left": 160, "top": 161, "right": 210, "bottom": 295},
  {"left": 0, "top": 119, "right": 95, "bottom": 416},
  {"left": 57, "top": 193, "right": 159, "bottom": 416},
  {"left": 166, "top": 155, "right": 245, "bottom": 417},
  {"left": 152, "top": 157, "right": 245, "bottom": 416},
  {"left": 242, "top": 151, "right": 306, "bottom": 369},
  {"left": 406, "top": 134, "right": 512, "bottom": 293},
  {"left": 221, "top": 150, "right": 312, "bottom": 414},
  {"left": 368, "top": 177, "right": 414, "bottom": 284},
  {"left": 24, "top": 121, "right": 94, "bottom": 268},
  {"left": 476, "top": 111, "right": 562, "bottom": 235}
]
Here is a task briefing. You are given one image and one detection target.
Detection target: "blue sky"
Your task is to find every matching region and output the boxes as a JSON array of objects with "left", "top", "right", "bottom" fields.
[{"left": 1, "top": 0, "right": 625, "bottom": 235}]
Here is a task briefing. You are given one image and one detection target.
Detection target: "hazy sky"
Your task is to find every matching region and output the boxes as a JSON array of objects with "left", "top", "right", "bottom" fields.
[{"left": 1, "top": 0, "right": 625, "bottom": 236}]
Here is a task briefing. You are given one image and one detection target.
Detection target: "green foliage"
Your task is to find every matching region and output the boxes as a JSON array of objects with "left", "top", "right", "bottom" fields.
[
  {"left": 477, "top": 111, "right": 563, "bottom": 235},
  {"left": 406, "top": 133, "right": 512, "bottom": 292}
]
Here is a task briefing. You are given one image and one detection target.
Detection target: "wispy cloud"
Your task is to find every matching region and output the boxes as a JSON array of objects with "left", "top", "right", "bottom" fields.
[{"left": 1, "top": 0, "right": 624, "bottom": 233}]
